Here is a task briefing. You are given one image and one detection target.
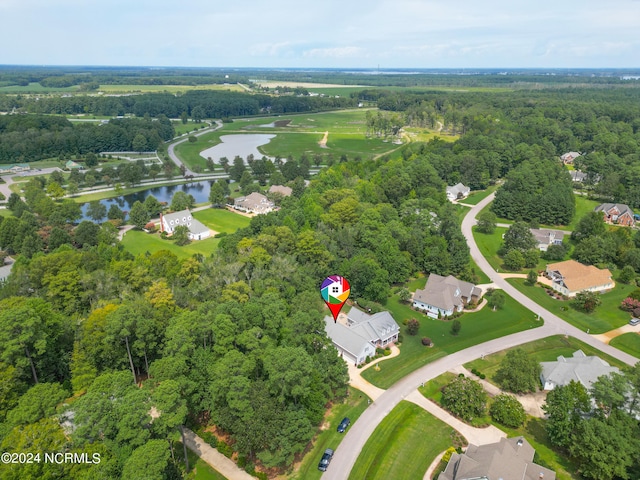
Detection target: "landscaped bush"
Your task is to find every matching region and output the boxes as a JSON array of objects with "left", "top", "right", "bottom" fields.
[
  {"left": 383, "top": 348, "right": 391, "bottom": 356},
  {"left": 422, "top": 337, "right": 433, "bottom": 346},
  {"left": 144, "top": 222, "right": 157, "bottom": 232},
  {"left": 406, "top": 318, "right": 420, "bottom": 335},
  {"left": 621, "top": 297, "right": 640, "bottom": 312},
  {"left": 490, "top": 394, "right": 526, "bottom": 428},
  {"left": 217, "top": 440, "right": 233, "bottom": 458}
]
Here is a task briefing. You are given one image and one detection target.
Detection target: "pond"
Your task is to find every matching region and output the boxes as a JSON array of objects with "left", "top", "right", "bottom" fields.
[
  {"left": 80, "top": 180, "right": 216, "bottom": 221},
  {"left": 199, "top": 134, "right": 276, "bottom": 163}
]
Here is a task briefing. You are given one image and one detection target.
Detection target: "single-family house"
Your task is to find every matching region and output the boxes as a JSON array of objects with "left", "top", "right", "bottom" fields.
[
  {"left": 530, "top": 228, "right": 568, "bottom": 252},
  {"left": 545, "top": 260, "right": 613, "bottom": 297},
  {"left": 0, "top": 256, "right": 15, "bottom": 283},
  {"left": 561, "top": 151, "right": 581, "bottom": 164},
  {"left": 0, "top": 163, "right": 30, "bottom": 174},
  {"left": 233, "top": 192, "right": 275, "bottom": 214},
  {"left": 594, "top": 203, "right": 635, "bottom": 227},
  {"left": 412, "top": 274, "right": 481, "bottom": 318},
  {"left": 65, "top": 160, "right": 82, "bottom": 170},
  {"left": 324, "top": 307, "right": 400, "bottom": 365},
  {"left": 569, "top": 170, "right": 587, "bottom": 182},
  {"left": 159, "top": 209, "right": 211, "bottom": 241},
  {"left": 439, "top": 437, "right": 556, "bottom": 480},
  {"left": 540, "top": 350, "right": 620, "bottom": 391},
  {"left": 268, "top": 184, "right": 292, "bottom": 197},
  {"left": 446, "top": 183, "right": 470, "bottom": 201}
]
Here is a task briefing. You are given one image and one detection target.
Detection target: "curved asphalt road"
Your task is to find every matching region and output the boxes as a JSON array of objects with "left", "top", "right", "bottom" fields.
[
  {"left": 323, "top": 192, "right": 637, "bottom": 480},
  {"left": 167, "top": 120, "right": 223, "bottom": 177}
]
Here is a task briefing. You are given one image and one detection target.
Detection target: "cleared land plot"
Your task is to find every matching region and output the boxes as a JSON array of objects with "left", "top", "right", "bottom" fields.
[
  {"left": 173, "top": 122, "right": 209, "bottom": 136},
  {"left": 291, "top": 387, "right": 370, "bottom": 480},
  {"left": 98, "top": 84, "right": 244, "bottom": 94},
  {"left": 609, "top": 332, "right": 640, "bottom": 359},
  {"left": 361, "top": 294, "right": 540, "bottom": 389},
  {"left": 192, "top": 208, "right": 251, "bottom": 233},
  {"left": 507, "top": 278, "right": 635, "bottom": 335},
  {"left": 348, "top": 401, "right": 452, "bottom": 480}
]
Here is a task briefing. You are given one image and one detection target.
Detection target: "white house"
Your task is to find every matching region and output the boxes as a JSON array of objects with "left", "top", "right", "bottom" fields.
[
  {"left": 159, "top": 209, "right": 211, "bottom": 241},
  {"left": 413, "top": 274, "right": 481, "bottom": 318},
  {"left": 545, "top": 260, "right": 613, "bottom": 297},
  {"left": 530, "top": 228, "right": 568, "bottom": 252},
  {"left": 540, "top": 350, "right": 620, "bottom": 391},
  {"left": 446, "top": 183, "right": 470, "bottom": 201}
]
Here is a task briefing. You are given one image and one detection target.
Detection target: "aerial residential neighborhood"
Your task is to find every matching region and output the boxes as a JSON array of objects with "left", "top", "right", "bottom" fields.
[{"left": 1, "top": 3, "right": 640, "bottom": 479}]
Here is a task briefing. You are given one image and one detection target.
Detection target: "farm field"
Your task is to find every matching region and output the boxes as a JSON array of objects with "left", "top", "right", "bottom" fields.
[
  {"left": 98, "top": 84, "right": 244, "bottom": 94},
  {"left": 348, "top": 401, "right": 453, "bottom": 480},
  {"left": 507, "top": 278, "right": 635, "bottom": 335},
  {"left": 290, "top": 387, "right": 370, "bottom": 480},
  {"left": 361, "top": 293, "right": 540, "bottom": 389}
]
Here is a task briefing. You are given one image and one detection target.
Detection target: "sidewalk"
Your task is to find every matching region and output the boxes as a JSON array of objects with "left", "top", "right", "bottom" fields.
[{"left": 183, "top": 428, "right": 254, "bottom": 480}]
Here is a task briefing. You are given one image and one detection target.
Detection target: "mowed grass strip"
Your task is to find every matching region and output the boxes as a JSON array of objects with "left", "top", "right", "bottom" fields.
[
  {"left": 462, "top": 185, "right": 498, "bottom": 205},
  {"left": 348, "top": 401, "right": 452, "bottom": 480},
  {"left": 193, "top": 208, "right": 251, "bottom": 233},
  {"left": 609, "top": 332, "right": 640, "bottom": 359},
  {"left": 121, "top": 230, "right": 220, "bottom": 260},
  {"left": 361, "top": 294, "right": 540, "bottom": 389},
  {"left": 507, "top": 278, "right": 634, "bottom": 334},
  {"left": 291, "top": 387, "right": 370, "bottom": 480}
]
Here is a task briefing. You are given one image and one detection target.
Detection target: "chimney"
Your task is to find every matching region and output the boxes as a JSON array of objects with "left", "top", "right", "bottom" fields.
[{"left": 159, "top": 213, "right": 163, "bottom": 233}]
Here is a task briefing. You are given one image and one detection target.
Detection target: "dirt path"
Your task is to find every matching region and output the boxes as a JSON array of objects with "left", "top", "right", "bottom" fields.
[
  {"left": 318, "top": 131, "right": 329, "bottom": 148},
  {"left": 592, "top": 324, "right": 640, "bottom": 344},
  {"left": 183, "top": 428, "right": 254, "bottom": 480}
]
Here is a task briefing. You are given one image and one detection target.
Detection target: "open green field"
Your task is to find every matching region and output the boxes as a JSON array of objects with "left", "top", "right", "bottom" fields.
[
  {"left": 403, "top": 126, "right": 458, "bottom": 143},
  {"left": 361, "top": 293, "right": 540, "bottom": 389},
  {"left": 291, "top": 387, "right": 370, "bottom": 480},
  {"left": 173, "top": 122, "right": 210, "bottom": 136},
  {"left": 609, "top": 332, "right": 640, "bottom": 359},
  {"left": 193, "top": 208, "right": 251, "bottom": 233},
  {"left": 174, "top": 110, "right": 415, "bottom": 170},
  {"left": 0, "top": 82, "right": 78, "bottom": 93},
  {"left": 0, "top": 209, "right": 11, "bottom": 217},
  {"left": 462, "top": 185, "right": 498, "bottom": 205},
  {"left": 507, "top": 278, "right": 635, "bottom": 335},
  {"left": 348, "top": 401, "right": 453, "bottom": 480},
  {"left": 473, "top": 226, "right": 508, "bottom": 271},
  {"left": 98, "top": 84, "right": 244, "bottom": 94}
]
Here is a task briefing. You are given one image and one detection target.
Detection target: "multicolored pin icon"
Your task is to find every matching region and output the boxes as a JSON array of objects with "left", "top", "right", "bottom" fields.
[{"left": 321, "top": 275, "right": 350, "bottom": 323}]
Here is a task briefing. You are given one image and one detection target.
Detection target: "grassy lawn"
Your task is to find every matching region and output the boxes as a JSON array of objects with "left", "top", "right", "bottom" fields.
[
  {"left": 469, "top": 256, "right": 491, "bottom": 284},
  {"left": 507, "top": 278, "right": 634, "bottom": 334},
  {"left": 0, "top": 209, "right": 11, "bottom": 217},
  {"left": 609, "top": 332, "right": 640, "bottom": 359},
  {"left": 348, "top": 401, "right": 453, "bottom": 480},
  {"left": 193, "top": 208, "right": 251, "bottom": 233},
  {"left": 121, "top": 229, "right": 220, "bottom": 260},
  {"left": 462, "top": 185, "right": 498, "bottom": 205},
  {"left": 361, "top": 294, "right": 540, "bottom": 389},
  {"left": 464, "top": 335, "right": 629, "bottom": 380},
  {"left": 175, "top": 131, "right": 223, "bottom": 171},
  {"left": 173, "top": 122, "right": 210, "bottom": 136},
  {"left": 290, "top": 387, "right": 370, "bottom": 480},
  {"left": 473, "top": 226, "right": 508, "bottom": 271},
  {"left": 184, "top": 448, "right": 227, "bottom": 480}
]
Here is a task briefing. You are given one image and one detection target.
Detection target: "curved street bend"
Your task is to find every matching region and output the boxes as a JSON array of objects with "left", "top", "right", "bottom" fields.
[{"left": 323, "top": 192, "right": 637, "bottom": 480}]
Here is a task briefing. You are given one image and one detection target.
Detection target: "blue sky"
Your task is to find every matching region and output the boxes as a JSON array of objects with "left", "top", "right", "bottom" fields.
[{"left": 1, "top": 0, "right": 639, "bottom": 68}]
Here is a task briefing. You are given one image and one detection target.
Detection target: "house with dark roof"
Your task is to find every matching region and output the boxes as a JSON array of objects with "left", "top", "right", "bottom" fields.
[
  {"left": 413, "top": 274, "right": 481, "bottom": 318},
  {"left": 545, "top": 260, "right": 613, "bottom": 297},
  {"left": 233, "top": 192, "right": 275, "bottom": 214},
  {"left": 540, "top": 350, "right": 620, "bottom": 391},
  {"left": 446, "top": 183, "right": 470, "bottom": 201},
  {"left": 530, "top": 228, "right": 568, "bottom": 252},
  {"left": 160, "top": 209, "right": 210, "bottom": 241},
  {"left": 594, "top": 203, "right": 635, "bottom": 227},
  {"left": 569, "top": 170, "right": 587, "bottom": 182},
  {"left": 439, "top": 437, "right": 556, "bottom": 480},
  {"left": 323, "top": 307, "right": 400, "bottom": 365}
]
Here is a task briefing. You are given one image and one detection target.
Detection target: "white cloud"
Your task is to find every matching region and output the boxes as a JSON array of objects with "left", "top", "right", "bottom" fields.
[{"left": 303, "top": 46, "right": 365, "bottom": 58}]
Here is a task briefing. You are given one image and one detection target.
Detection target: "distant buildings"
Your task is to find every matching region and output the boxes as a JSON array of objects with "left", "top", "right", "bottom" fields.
[
  {"left": 65, "top": 160, "right": 82, "bottom": 170},
  {"left": 159, "top": 209, "right": 210, "bottom": 241},
  {"left": 412, "top": 274, "right": 481, "bottom": 318},
  {"left": 561, "top": 152, "right": 581, "bottom": 164},
  {"left": 233, "top": 192, "right": 275, "bottom": 214},
  {"left": 268, "top": 184, "right": 292, "bottom": 197},
  {"left": 0, "top": 163, "right": 30, "bottom": 174},
  {"left": 545, "top": 260, "right": 613, "bottom": 297},
  {"left": 446, "top": 183, "right": 470, "bottom": 201},
  {"left": 440, "top": 437, "right": 556, "bottom": 480},
  {"left": 594, "top": 203, "right": 636, "bottom": 227},
  {"left": 540, "top": 350, "right": 620, "bottom": 391},
  {"left": 324, "top": 307, "right": 400, "bottom": 365},
  {"left": 530, "top": 228, "right": 568, "bottom": 252}
]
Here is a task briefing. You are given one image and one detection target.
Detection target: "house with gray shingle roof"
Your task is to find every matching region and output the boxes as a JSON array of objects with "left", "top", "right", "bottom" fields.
[
  {"left": 233, "top": 192, "right": 275, "bottom": 214},
  {"left": 530, "top": 228, "right": 568, "bottom": 252},
  {"left": 446, "top": 183, "right": 470, "bottom": 201},
  {"left": 268, "top": 184, "right": 292, "bottom": 197},
  {"left": 440, "top": 437, "right": 556, "bottom": 480},
  {"left": 324, "top": 307, "right": 400, "bottom": 365},
  {"left": 413, "top": 274, "right": 481, "bottom": 318},
  {"left": 540, "top": 350, "right": 620, "bottom": 391},
  {"left": 160, "top": 209, "right": 210, "bottom": 241},
  {"left": 594, "top": 203, "right": 635, "bottom": 227}
]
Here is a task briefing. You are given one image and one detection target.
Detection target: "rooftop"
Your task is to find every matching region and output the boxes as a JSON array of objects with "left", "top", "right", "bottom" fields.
[{"left": 546, "top": 260, "right": 612, "bottom": 292}]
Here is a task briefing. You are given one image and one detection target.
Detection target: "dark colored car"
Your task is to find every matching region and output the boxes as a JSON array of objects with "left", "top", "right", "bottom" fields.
[
  {"left": 318, "top": 448, "right": 334, "bottom": 471},
  {"left": 337, "top": 417, "right": 351, "bottom": 433}
]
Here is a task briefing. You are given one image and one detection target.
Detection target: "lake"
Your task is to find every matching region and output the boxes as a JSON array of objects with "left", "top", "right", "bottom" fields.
[
  {"left": 199, "top": 134, "right": 276, "bottom": 163},
  {"left": 80, "top": 180, "right": 215, "bottom": 221}
]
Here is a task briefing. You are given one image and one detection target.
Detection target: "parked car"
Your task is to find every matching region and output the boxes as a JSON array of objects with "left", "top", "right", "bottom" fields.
[
  {"left": 630, "top": 318, "right": 640, "bottom": 326},
  {"left": 318, "top": 448, "right": 334, "bottom": 472},
  {"left": 337, "top": 417, "right": 350, "bottom": 433}
]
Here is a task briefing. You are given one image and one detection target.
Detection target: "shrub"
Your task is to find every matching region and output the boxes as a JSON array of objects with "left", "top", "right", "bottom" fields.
[
  {"left": 421, "top": 337, "right": 432, "bottom": 346},
  {"left": 621, "top": 297, "right": 640, "bottom": 312},
  {"left": 407, "top": 318, "right": 420, "bottom": 335},
  {"left": 217, "top": 440, "right": 233, "bottom": 458},
  {"left": 383, "top": 349, "right": 391, "bottom": 356},
  {"left": 490, "top": 394, "right": 526, "bottom": 427},
  {"left": 450, "top": 319, "right": 461, "bottom": 336},
  {"left": 144, "top": 222, "right": 157, "bottom": 233}
]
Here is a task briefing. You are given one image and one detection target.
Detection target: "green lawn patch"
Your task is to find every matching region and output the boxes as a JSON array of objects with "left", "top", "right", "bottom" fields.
[
  {"left": 609, "top": 333, "right": 640, "bottom": 359},
  {"left": 361, "top": 294, "right": 540, "bottom": 389},
  {"left": 348, "top": 401, "right": 453, "bottom": 480},
  {"left": 174, "top": 131, "right": 223, "bottom": 171},
  {"left": 193, "top": 208, "right": 251, "bottom": 233},
  {"left": 185, "top": 450, "right": 228, "bottom": 480},
  {"left": 462, "top": 185, "right": 498, "bottom": 205},
  {"left": 121, "top": 229, "right": 220, "bottom": 260},
  {"left": 173, "top": 122, "right": 209, "bottom": 136},
  {"left": 464, "top": 335, "right": 629, "bottom": 381},
  {"left": 472, "top": 226, "right": 509, "bottom": 271},
  {"left": 0, "top": 209, "right": 11, "bottom": 218},
  {"left": 507, "top": 278, "right": 634, "bottom": 334},
  {"left": 291, "top": 387, "right": 370, "bottom": 480}
]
